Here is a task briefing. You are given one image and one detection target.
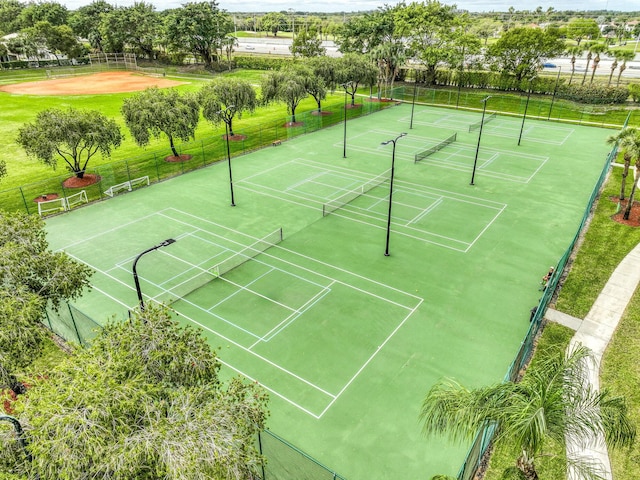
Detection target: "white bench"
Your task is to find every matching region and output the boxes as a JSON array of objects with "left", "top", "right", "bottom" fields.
[{"left": 104, "top": 176, "right": 149, "bottom": 197}]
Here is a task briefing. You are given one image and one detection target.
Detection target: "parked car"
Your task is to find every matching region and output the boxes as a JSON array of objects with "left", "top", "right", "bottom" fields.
[{"left": 542, "top": 62, "right": 557, "bottom": 69}]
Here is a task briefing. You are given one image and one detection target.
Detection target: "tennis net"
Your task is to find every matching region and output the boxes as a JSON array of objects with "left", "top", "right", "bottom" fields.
[
  {"left": 468, "top": 112, "right": 497, "bottom": 132},
  {"left": 158, "top": 228, "right": 283, "bottom": 305},
  {"left": 322, "top": 170, "right": 390, "bottom": 217},
  {"left": 414, "top": 133, "right": 457, "bottom": 163}
]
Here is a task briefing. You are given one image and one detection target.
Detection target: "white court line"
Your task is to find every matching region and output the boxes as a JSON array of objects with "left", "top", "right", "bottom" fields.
[
  {"left": 318, "top": 297, "right": 424, "bottom": 418},
  {"left": 406, "top": 198, "right": 443, "bottom": 226},
  {"left": 479, "top": 152, "right": 500, "bottom": 169}
]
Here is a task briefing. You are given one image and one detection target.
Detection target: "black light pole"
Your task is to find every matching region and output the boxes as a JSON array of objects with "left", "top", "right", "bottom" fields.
[
  {"left": 410, "top": 69, "right": 418, "bottom": 129},
  {"left": 470, "top": 96, "right": 491, "bottom": 186},
  {"left": 381, "top": 132, "right": 407, "bottom": 257},
  {"left": 456, "top": 45, "right": 465, "bottom": 109},
  {"left": 517, "top": 77, "right": 535, "bottom": 146},
  {"left": 0, "top": 415, "right": 32, "bottom": 463},
  {"left": 547, "top": 66, "right": 562, "bottom": 121},
  {"left": 341, "top": 82, "right": 352, "bottom": 158},
  {"left": 218, "top": 105, "right": 236, "bottom": 206},
  {"left": 132, "top": 238, "right": 176, "bottom": 311}
]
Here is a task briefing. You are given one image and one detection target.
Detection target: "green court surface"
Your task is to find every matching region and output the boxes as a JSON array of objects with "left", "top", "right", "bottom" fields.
[{"left": 44, "top": 103, "right": 613, "bottom": 479}]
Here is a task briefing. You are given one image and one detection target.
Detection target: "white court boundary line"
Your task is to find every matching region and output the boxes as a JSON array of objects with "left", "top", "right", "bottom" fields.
[{"left": 59, "top": 208, "right": 423, "bottom": 418}]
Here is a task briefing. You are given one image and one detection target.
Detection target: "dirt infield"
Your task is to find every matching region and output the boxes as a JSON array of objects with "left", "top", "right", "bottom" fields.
[{"left": 0, "top": 71, "right": 188, "bottom": 95}]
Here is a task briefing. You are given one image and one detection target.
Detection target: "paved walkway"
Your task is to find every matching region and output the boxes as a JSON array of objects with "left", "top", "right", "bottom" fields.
[{"left": 544, "top": 242, "right": 640, "bottom": 480}]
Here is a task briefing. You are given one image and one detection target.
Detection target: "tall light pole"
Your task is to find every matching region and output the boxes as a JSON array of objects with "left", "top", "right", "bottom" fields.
[
  {"left": 548, "top": 66, "right": 561, "bottom": 120},
  {"left": 470, "top": 96, "right": 491, "bottom": 186},
  {"left": 518, "top": 77, "right": 535, "bottom": 146},
  {"left": 288, "top": 8, "right": 295, "bottom": 39},
  {"left": 341, "top": 82, "right": 353, "bottom": 158},
  {"left": 132, "top": 238, "right": 176, "bottom": 311},
  {"left": 218, "top": 105, "right": 236, "bottom": 206},
  {"left": 381, "top": 133, "right": 407, "bottom": 257},
  {"left": 410, "top": 68, "right": 418, "bottom": 129}
]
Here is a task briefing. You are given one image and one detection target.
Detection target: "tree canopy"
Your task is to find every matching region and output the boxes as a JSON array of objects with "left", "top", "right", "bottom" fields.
[
  {"left": 261, "top": 67, "right": 309, "bottom": 123},
  {"left": 14, "top": 305, "right": 269, "bottom": 479},
  {"left": 16, "top": 107, "right": 123, "bottom": 179},
  {"left": 420, "top": 345, "right": 635, "bottom": 480},
  {"left": 200, "top": 77, "right": 258, "bottom": 136},
  {"left": 487, "top": 26, "right": 565, "bottom": 81},
  {"left": 122, "top": 87, "right": 200, "bottom": 158}
]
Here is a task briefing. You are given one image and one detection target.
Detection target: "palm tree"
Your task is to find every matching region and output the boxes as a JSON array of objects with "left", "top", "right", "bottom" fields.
[
  {"left": 588, "top": 44, "right": 609, "bottom": 85},
  {"left": 420, "top": 345, "right": 635, "bottom": 480},
  {"left": 617, "top": 129, "right": 640, "bottom": 220},
  {"left": 615, "top": 50, "right": 636, "bottom": 86},
  {"left": 607, "top": 128, "right": 637, "bottom": 201},
  {"left": 566, "top": 45, "right": 584, "bottom": 85},
  {"left": 580, "top": 42, "right": 594, "bottom": 86}
]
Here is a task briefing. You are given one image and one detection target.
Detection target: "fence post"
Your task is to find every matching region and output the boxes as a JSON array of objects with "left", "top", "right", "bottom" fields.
[
  {"left": 18, "top": 187, "right": 29, "bottom": 214},
  {"left": 154, "top": 153, "right": 160, "bottom": 180},
  {"left": 126, "top": 160, "right": 132, "bottom": 183},
  {"left": 201, "top": 140, "right": 206, "bottom": 167},
  {"left": 258, "top": 431, "right": 266, "bottom": 480},
  {"left": 67, "top": 303, "right": 83, "bottom": 345}
]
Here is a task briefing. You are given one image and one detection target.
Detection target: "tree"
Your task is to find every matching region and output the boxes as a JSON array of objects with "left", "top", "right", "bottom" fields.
[
  {"left": 0, "top": 211, "right": 92, "bottom": 386},
  {"left": 15, "top": 305, "right": 268, "bottom": 479},
  {"left": 18, "top": 1, "right": 67, "bottom": 29},
  {"left": 199, "top": 77, "right": 258, "bottom": 136},
  {"left": 588, "top": 43, "right": 608, "bottom": 85},
  {"left": 290, "top": 26, "right": 325, "bottom": 58},
  {"left": 607, "top": 128, "right": 637, "bottom": 201},
  {"left": 335, "top": 5, "right": 397, "bottom": 55},
  {"left": 165, "top": 1, "right": 233, "bottom": 69},
  {"left": 487, "top": 26, "right": 565, "bottom": 82},
  {"left": 100, "top": 2, "right": 160, "bottom": 58},
  {"left": 566, "top": 45, "right": 584, "bottom": 85},
  {"left": 17, "top": 108, "right": 123, "bottom": 179},
  {"left": 580, "top": 42, "right": 595, "bottom": 86},
  {"left": 469, "top": 18, "right": 501, "bottom": 46},
  {"left": 566, "top": 18, "right": 601, "bottom": 46},
  {"left": 335, "top": 53, "right": 377, "bottom": 106},
  {"left": 122, "top": 87, "right": 200, "bottom": 159},
  {"left": 614, "top": 129, "right": 640, "bottom": 220},
  {"left": 394, "top": 1, "right": 464, "bottom": 85},
  {"left": 27, "top": 21, "right": 84, "bottom": 64},
  {"left": 261, "top": 68, "right": 308, "bottom": 124},
  {"left": 614, "top": 50, "right": 635, "bottom": 87},
  {"left": 369, "top": 41, "right": 405, "bottom": 100},
  {"left": 259, "top": 12, "right": 287, "bottom": 37},
  {"left": 307, "top": 56, "right": 339, "bottom": 112},
  {"left": 0, "top": 0, "right": 25, "bottom": 35},
  {"left": 420, "top": 345, "right": 635, "bottom": 480},
  {"left": 68, "top": 0, "right": 113, "bottom": 52}
]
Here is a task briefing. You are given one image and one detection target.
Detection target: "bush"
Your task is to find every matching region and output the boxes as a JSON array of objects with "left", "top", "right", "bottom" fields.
[
  {"left": 629, "top": 84, "right": 640, "bottom": 103},
  {"left": 233, "top": 55, "right": 290, "bottom": 70},
  {"left": 557, "top": 83, "right": 629, "bottom": 104}
]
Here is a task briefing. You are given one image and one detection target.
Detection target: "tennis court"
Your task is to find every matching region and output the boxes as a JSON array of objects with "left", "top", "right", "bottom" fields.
[{"left": 45, "top": 102, "right": 614, "bottom": 479}]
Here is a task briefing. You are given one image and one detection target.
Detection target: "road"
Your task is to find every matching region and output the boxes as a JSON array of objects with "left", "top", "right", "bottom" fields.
[{"left": 236, "top": 37, "right": 640, "bottom": 78}]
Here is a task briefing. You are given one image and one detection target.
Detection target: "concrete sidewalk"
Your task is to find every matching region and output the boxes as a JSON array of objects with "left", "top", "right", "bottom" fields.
[{"left": 544, "top": 242, "right": 640, "bottom": 479}]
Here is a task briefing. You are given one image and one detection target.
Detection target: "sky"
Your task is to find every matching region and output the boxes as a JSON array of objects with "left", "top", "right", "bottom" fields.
[{"left": 61, "top": 0, "right": 639, "bottom": 13}]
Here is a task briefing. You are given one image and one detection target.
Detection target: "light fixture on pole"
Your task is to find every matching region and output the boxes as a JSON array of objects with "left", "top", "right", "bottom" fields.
[
  {"left": 132, "top": 238, "right": 176, "bottom": 311},
  {"left": 381, "top": 133, "right": 407, "bottom": 257},
  {"left": 470, "top": 96, "right": 491, "bottom": 186},
  {"left": 340, "top": 82, "right": 353, "bottom": 158},
  {"left": 218, "top": 105, "right": 236, "bottom": 206},
  {"left": 518, "top": 77, "right": 536, "bottom": 146}
]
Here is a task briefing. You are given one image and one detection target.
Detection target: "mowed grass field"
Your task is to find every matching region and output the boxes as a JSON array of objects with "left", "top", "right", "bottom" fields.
[
  {"left": 0, "top": 69, "right": 344, "bottom": 190},
  {"left": 41, "top": 86, "right": 616, "bottom": 480}
]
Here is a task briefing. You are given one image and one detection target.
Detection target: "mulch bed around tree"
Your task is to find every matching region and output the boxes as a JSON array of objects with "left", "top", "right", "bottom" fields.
[
  {"left": 610, "top": 196, "right": 640, "bottom": 227},
  {"left": 164, "top": 154, "right": 192, "bottom": 163},
  {"left": 62, "top": 174, "right": 101, "bottom": 188},
  {"left": 283, "top": 121, "right": 304, "bottom": 128},
  {"left": 223, "top": 134, "right": 247, "bottom": 141},
  {"left": 311, "top": 110, "right": 333, "bottom": 116},
  {"left": 345, "top": 104, "right": 362, "bottom": 109},
  {"left": 33, "top": 193, "right": 60, "bottom": 203}
]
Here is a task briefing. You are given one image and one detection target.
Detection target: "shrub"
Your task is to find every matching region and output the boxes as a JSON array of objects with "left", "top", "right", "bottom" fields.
[
  {"left": 557, "top": 84, "right": 629, "bottom": 104},
  {"left": 629, "top": 84, "right": 640, "bottom": 103}
]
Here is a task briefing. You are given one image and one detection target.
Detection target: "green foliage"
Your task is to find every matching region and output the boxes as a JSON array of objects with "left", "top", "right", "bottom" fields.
[
  {"left": 629, "top": 84, "right": 640, "bottom": 103},
  {"left": 261, "top": 67, "right": 309, "bottom": 122},
  {"left": 165, "top": 2, "right": 233, "bottom": 67},
  {"left": 199, "top": 77, "right": 258, "bottom": 135},
  {"left": 122, "top": 87, "right": 200, "bottom": 158},
  {"left": 557, "top": 83, "right": 629, "bottom": 104},
  {"left": 100, "top": 2, "right": 160, "bottom": 58},
  {"left": 565, "top": 18, "right": 601, "bottom": 45},
  {"left": 16, "top": 107, "right": 123, "bottom": 178},
  {"left": 17, "top": 305, "right": 268, "bottom": 480},
  {"left": 259, "top": 12, "right": 287, "bottom": 37},
  {"left": 233, "top": 54, "right": 289, "bottom": 71},
  {"left": 290, "top": 27, "right": 325, "bottom": 58},
  {"left": 487, "top": 27, "right": 565, "bottom": 81},
  {"left": 420, "top": 345, "right": 635, "bottom": 479}
]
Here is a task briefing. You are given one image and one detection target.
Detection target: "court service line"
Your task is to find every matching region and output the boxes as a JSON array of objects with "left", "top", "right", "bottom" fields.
[
  {"left": 406, "top": 198, "right": 443, "bottom": 226},
  {"left": 465, "top": 203, "right": 508, "bottom": 251},
  {"left": 317, "top": 297, "right": 424, "bottom": 418}
]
